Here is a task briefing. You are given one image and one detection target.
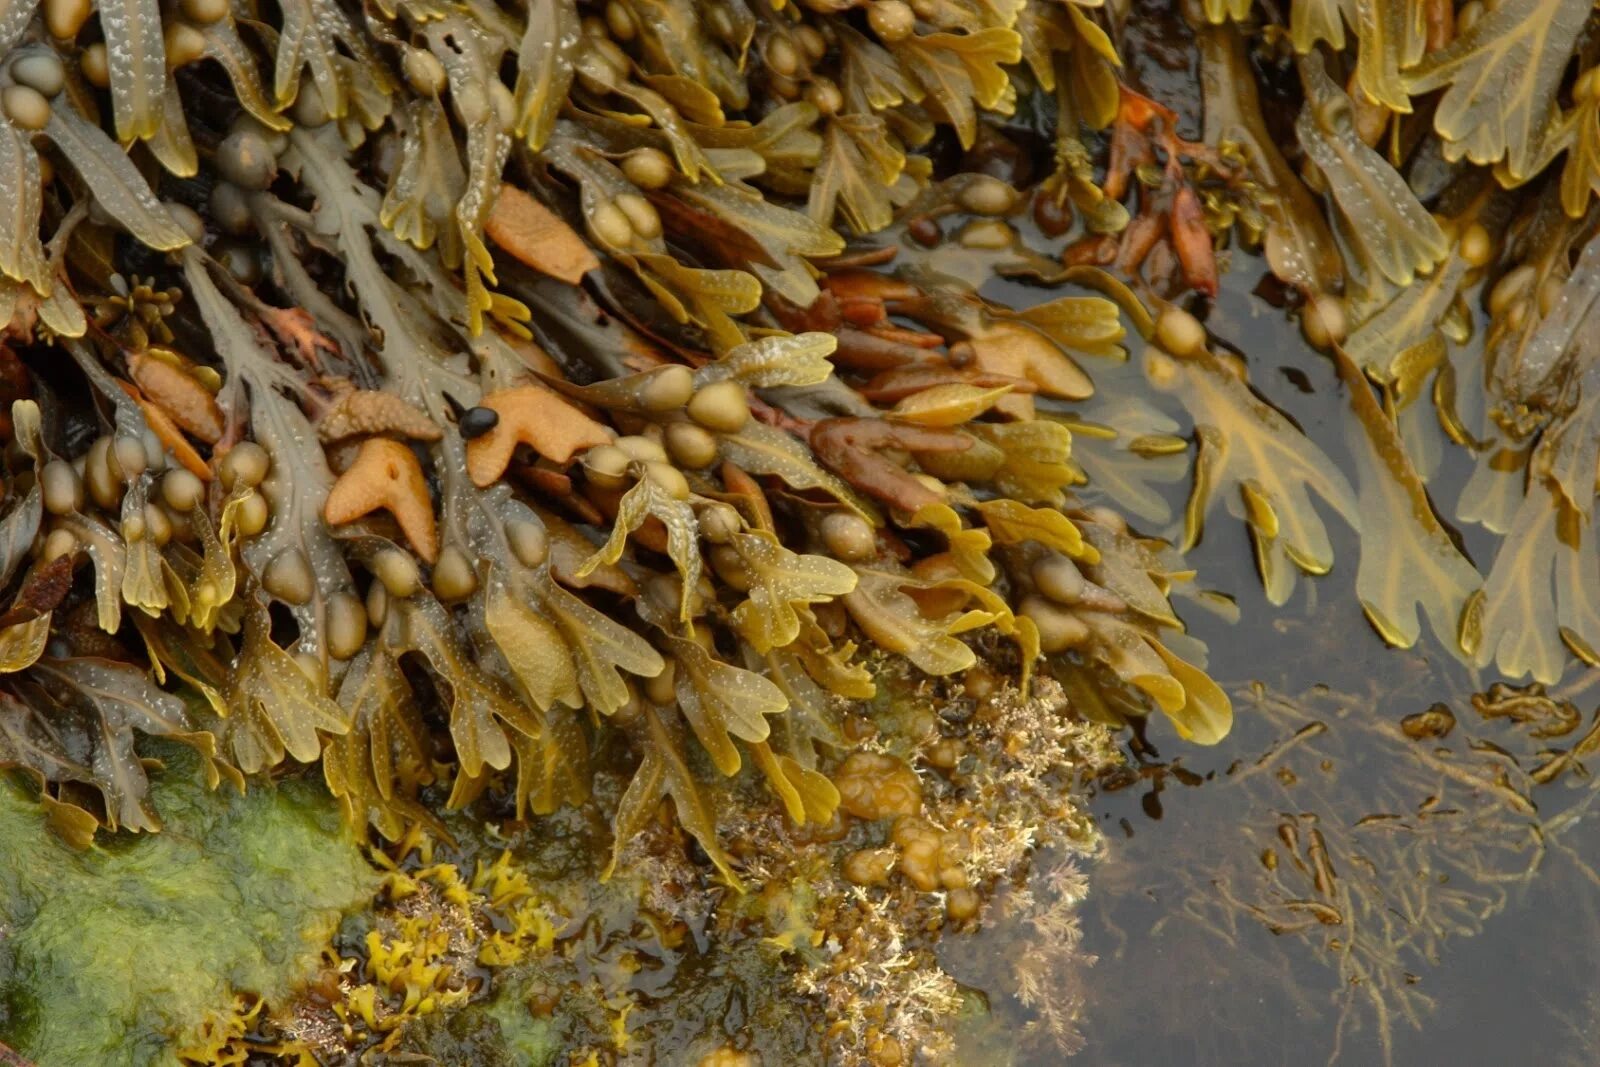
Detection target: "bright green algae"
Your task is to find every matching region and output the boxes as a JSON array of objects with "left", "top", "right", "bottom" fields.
[{"left": 0, "top": 746, "right": 378, "bottom": 1066}]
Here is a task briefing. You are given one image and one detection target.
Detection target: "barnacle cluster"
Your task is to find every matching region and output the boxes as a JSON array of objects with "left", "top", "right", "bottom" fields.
[{"left": 787, "top": 669, "right": 1116, "bottom": 1062}]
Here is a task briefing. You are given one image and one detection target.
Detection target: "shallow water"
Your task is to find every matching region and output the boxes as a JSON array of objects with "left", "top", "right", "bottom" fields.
[{"left": 976, "top": 251, "right": 1600, "bottom": 1065}]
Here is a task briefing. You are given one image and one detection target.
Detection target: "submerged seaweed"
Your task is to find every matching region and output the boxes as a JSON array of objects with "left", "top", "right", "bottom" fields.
[{"left": 1087, "top": 659, "right": 1600, "bottom": 1064}]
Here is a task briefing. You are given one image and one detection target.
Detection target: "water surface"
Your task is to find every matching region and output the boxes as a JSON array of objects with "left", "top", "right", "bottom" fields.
[{"left": 969, "top": 252, "right": 1600, "bottom": 1066}]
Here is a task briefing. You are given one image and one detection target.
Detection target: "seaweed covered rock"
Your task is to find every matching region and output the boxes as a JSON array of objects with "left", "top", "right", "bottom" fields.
[
  {"left": 0, "top": 745, "right": 377, "bottom": 1066},
  {"left": 268, "top": 669, "right": 1119, "bottom": 1066},
  {"left": 0, "top": 0, "right": 1232, "bottom": 877},
  {"left": 0, "top": 0, "right": 1599, "bottom": 1055}
]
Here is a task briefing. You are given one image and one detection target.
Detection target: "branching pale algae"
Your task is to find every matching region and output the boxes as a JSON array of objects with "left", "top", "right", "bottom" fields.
[{"left": 0, "top": 0, "right": 1595, "bottom": 1058}]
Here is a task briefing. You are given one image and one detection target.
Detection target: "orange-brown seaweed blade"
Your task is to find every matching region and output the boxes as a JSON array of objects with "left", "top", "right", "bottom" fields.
[{"left": 485, "top": 183, "right": 599, "bottom": 286}]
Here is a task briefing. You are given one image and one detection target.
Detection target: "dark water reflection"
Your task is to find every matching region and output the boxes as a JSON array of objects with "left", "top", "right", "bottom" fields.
[{"left": 971, "top": 256, "right": 1600, "bottom": 1065}]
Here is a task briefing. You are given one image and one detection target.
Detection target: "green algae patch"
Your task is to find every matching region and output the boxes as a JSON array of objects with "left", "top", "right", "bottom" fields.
[
  {"left": 394, "top": 968, "right": 570, "bottom": 1067},
  {"left": 0, "top": 746, "right": 379, "bottom": 1067}
]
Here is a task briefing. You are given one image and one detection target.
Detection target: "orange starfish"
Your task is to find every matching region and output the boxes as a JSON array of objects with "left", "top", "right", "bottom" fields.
[
  {"left": 324, "top": 438, "right": 439, "bottom": 562},
  {"left": 314, "top": 379, "right": 440, "bottom": 443},
  {"left": 464, "top": 386, "right": 612, "bottom": 488}
]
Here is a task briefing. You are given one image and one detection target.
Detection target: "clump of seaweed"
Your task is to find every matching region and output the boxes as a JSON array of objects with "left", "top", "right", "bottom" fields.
[
  {"left": 8, "top": 0, "right": 1600, "bottom": 1056},
  {"left": 0, "top": 0, "right": 1229, "bottom": 870},
  {"left": 0, "top": 0, "right": 1197, "bottom": 1040},
  {"left": 0, "top": 742, "right": 377, "bottom": 1066}
]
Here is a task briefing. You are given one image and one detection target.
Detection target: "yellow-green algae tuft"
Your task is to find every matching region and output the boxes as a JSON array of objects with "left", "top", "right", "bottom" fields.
[{"left": 0, "top": 745, "right": 379, "bottom": 1066}]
